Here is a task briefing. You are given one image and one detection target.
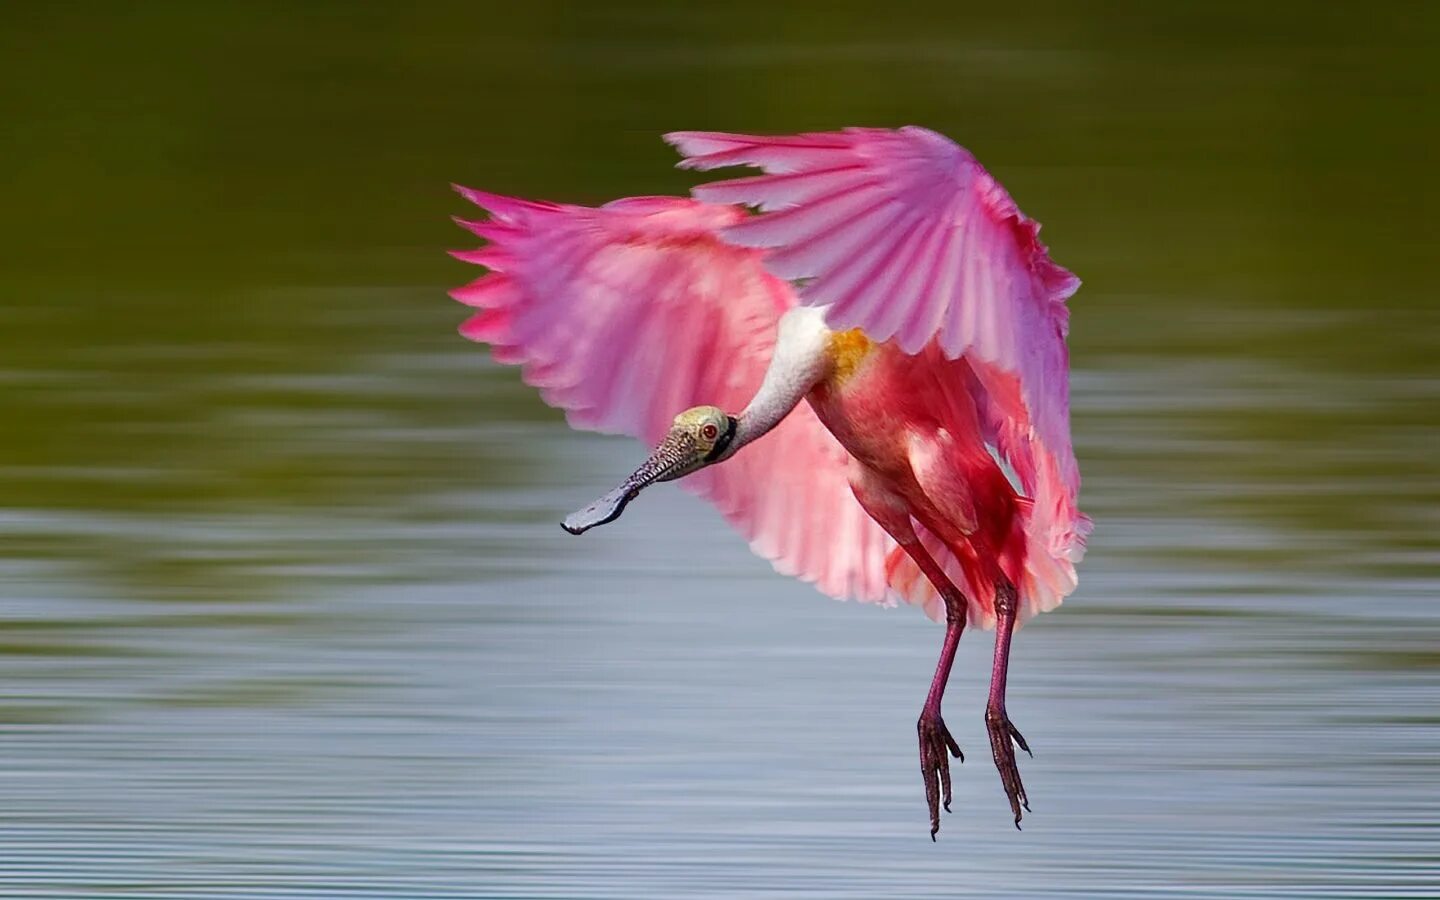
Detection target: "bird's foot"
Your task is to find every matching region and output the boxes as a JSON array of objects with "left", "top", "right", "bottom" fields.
[
  {"left": 917, "top": 709, "right": 963, "bottom": 839},
  {"left": 985, "top": 704, "right": 1032, "bottom": 829}
]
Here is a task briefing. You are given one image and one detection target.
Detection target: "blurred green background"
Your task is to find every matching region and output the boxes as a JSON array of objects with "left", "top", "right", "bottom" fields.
[
  {"left": 0, "top": 3, "right": 1436, "bottom": 897},
  {"left": 2, "top": 1, "right": 1436, "bottom": 599}
]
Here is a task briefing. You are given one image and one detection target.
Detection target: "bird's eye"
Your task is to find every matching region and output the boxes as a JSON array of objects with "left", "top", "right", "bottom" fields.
[{"left": 702, "top": 423, "right": 719, "bottom": 441}]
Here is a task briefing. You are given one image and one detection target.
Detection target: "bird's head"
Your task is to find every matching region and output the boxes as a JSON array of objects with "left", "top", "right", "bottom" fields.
[{"left": 562, "top": 405, "right": 738, "bottom": 535}]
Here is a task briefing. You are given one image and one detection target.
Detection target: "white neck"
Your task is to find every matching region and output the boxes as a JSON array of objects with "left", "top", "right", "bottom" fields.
[{"left": 725, "top": 306, "right": 833, "bottom": 456}]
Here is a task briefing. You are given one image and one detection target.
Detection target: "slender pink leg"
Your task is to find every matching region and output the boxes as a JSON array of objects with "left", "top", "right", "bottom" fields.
[
  {"left": 848, "top": 475, "right": 968, "bottom": 839},
  {"left": 906, "top": 542, "right": 969, "bottom": 839},
  {"left": 986, "top": 579, "right": 1032, "bottom": 828}
]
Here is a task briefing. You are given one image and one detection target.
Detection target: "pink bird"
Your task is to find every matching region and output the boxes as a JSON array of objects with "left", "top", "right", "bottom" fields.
[{"left": 451, "top": 127, "right": 1089, "bottom": 837}]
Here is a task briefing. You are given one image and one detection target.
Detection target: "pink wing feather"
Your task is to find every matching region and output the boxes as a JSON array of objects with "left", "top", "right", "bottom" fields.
[
  {"left": 667, "top": 128, "right": 1089, "bottom": 622},
  {"left": 451, "top": 187, "right": 899, "bottom": 604}
]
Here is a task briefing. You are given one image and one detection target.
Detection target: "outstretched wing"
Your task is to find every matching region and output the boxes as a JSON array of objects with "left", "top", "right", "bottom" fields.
[
  {"left": 667, "top": 128, "right": 1089, "bottom": 621},
  {"left": 451, "top": 188, "right": 898, "bottom": 603}
]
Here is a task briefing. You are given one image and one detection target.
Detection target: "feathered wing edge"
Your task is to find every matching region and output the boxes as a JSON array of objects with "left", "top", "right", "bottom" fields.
[
  {"left": 662, "top": 129, "right": 1090, "bottom": 626},
  {"left": 450, "top": 185, "right": 909, "bottom": 611}
]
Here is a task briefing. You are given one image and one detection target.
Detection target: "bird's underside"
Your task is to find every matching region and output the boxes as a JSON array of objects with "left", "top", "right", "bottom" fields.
[
  {"left": 450, "top": 126, "right": 1089, "bottom": 837},
  {"left": 805, "top": 321, "right": 1038, "bottom": 834}
]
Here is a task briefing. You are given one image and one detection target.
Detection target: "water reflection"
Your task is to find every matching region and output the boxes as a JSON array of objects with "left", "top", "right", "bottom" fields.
[{"left": 1, "top": 2, "right": 1438, "bottom": 898}]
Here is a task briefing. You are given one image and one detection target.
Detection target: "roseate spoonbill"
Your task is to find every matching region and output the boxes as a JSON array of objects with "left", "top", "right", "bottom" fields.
[{"left": 450, "top": 127, "right": 1089, "bottom": 837}]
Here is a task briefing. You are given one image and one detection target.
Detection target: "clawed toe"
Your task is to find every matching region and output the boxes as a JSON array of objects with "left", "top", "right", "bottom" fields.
[
  {"left": 917, "top": 712, "right": 963, "bottom": 839},
  {"left": 985, "top": 705, "right": 1032, "bottom": 828}
]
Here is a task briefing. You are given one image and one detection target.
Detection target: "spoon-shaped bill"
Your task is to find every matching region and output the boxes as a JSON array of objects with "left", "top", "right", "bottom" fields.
[
  {"left": 562, "top": 482, "right": 637, "bottom": 534},
  {"left": 561, "top": 430, "right": 698, "bottom": 534}
]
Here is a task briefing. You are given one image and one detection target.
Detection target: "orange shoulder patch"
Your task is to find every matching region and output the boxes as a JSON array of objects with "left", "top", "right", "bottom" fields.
[{"left": 826, "top": 328, "right": 875, "bottom": 385}]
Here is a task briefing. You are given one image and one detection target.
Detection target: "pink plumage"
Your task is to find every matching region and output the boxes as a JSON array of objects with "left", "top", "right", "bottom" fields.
[
  {"left": 451, "top": 189, "right": 898, "bottom": 602},
  {"left": 451, "top": 127, "right": 1088, "bottom": 835},
  {"left": 666, "top": 127, "right": 1090, "bottom": 626}
]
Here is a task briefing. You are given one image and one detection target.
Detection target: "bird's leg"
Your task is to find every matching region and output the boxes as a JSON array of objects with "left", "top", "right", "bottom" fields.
[
  {"left": 849, "top": 475, "right": 968, "bottom": 839},
  {"left": 909, "top": 546, "right": 968, "bottom": 840},
  {"left": 985, "top": 578, "right": 1031, "bottom": 829}
]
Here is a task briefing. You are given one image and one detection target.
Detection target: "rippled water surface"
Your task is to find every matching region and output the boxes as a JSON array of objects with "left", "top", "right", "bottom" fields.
[{"left": 2, "top": 3, "right": 1438, "bottom": 898}]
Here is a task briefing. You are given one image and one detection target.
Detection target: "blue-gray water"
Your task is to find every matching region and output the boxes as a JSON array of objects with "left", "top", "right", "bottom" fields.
[{"left": 2, "top": 3, "right": 1438, "bottom": 898}]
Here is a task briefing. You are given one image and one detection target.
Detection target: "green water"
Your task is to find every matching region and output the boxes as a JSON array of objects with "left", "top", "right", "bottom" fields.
[{"left": 1, "top": 3, "right": 1437, "bottom": 897}]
